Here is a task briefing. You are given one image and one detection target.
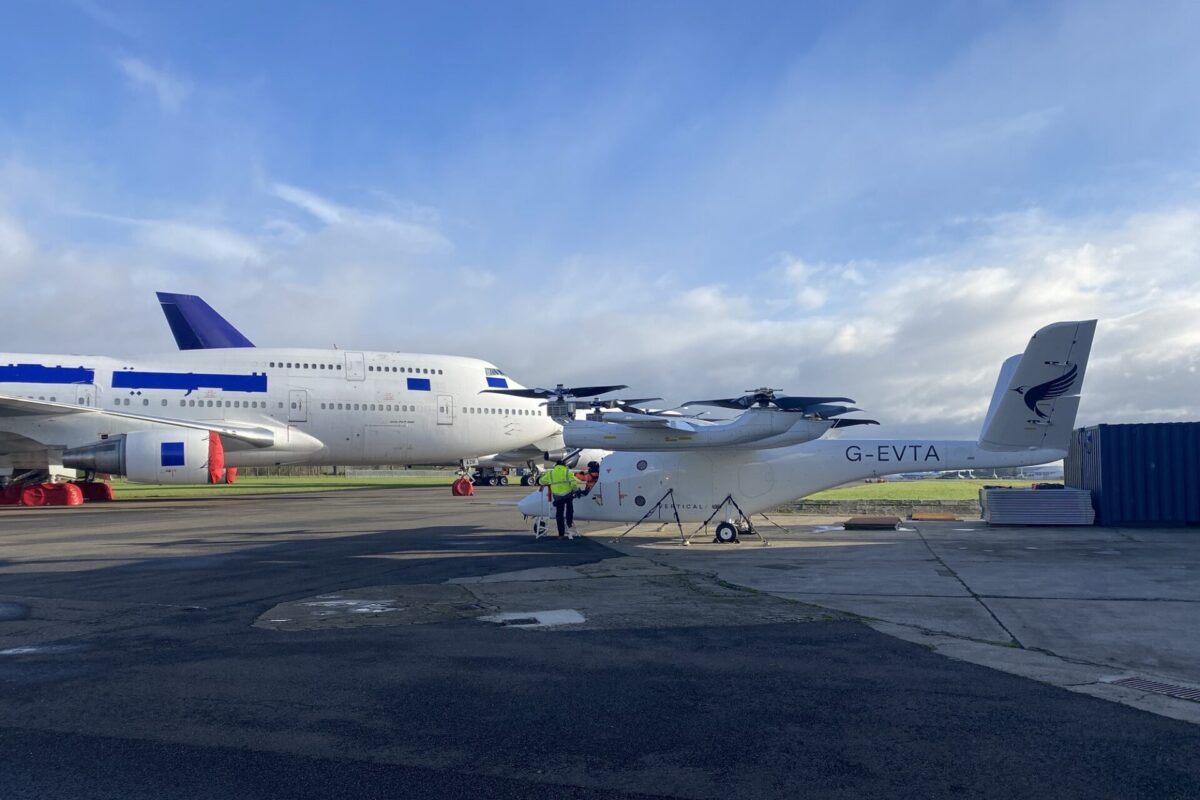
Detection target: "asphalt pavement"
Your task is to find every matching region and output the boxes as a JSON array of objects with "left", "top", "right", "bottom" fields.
[{"left": 2, "top": 487, "right": 1198, "bottom": 799}]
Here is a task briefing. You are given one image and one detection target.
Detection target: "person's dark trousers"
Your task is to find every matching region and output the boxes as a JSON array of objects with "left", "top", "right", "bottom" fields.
[{"left": 553, "top": 494, "right": 574, "bottom": 535}]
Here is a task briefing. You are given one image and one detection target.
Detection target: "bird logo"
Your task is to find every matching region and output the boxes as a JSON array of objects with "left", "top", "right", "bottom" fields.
[{"left": 1014, "top": 364, "right": 1078, "bottom": 419}]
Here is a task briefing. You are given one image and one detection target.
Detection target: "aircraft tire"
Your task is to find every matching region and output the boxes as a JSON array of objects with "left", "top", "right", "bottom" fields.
[{"left": 714, "top": 522, "right": 739, "bottom": 544}]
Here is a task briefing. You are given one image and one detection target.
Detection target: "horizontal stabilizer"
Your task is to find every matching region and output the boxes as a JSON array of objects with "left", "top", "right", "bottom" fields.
[{"left": 157, "top": 292, "right": 254, "bottom": 350}]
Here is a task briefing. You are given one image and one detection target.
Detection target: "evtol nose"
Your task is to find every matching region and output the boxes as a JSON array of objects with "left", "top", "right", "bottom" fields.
[{"left": 517, "top": 490, "right": 548, "bottom": 517}]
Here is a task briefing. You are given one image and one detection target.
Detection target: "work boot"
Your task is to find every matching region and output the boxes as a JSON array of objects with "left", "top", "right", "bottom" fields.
[{"left": 566, "top": 527, "right": 578, "bottom": 538}]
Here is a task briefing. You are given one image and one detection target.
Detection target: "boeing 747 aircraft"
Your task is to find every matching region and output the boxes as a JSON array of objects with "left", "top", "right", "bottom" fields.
[{"left": 0, "top": 294, "right": 564, "bottom": 494}]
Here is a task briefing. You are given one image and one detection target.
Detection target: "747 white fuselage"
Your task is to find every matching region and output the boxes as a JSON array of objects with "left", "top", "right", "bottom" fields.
[{"left": 0, "top": 348, "right": 559, "bottom": 476}]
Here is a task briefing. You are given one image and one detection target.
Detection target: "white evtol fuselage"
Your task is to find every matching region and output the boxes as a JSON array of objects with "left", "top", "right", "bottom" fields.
[
  {"left": 0, "top": 348, "right": 559, "bottom": 473},
  {"left": 518, "top": 439, "right": 1066, "bottom": 523}
]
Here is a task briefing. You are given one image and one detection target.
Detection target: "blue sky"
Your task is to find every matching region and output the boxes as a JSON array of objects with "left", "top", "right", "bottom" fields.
[{"left": 1, "top": 0, "right": 1198, "bottom": 436}]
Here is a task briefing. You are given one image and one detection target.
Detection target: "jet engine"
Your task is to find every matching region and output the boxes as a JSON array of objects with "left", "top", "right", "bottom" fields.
[{"left": 63, "top": 429, "right": 222, "bottom": 485}]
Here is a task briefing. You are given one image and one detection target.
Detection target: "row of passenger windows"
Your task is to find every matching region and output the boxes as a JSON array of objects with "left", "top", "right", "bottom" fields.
[
  {"left": 114, "top": 398, "right": 278, "bottom": 409},
  {"left": 265, "top": 360, "right": 443, "bottom": 376},
  {"left": 464, "top": 407, "right": 541, "bottom": 416},
  {"left": 321, "top": 402, "right": 413, "bottom": 412},
  {"left": 368, "top": 365, "right": 442, "bottom": 374},
  {"left": 269, "top": 362, "right": 341, "bottom": 370}
]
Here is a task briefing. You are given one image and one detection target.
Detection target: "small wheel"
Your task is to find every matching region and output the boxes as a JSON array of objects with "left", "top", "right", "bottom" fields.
[
  {"left": 485, "top": 476, "right": 497, "bottom": 486},
  {"left": 498, "top": 476, "right": 509, "bottom": 486},
  {"left": 532, "top": 519, "right": 548, "bottom": 538},
  {"left": 714, "top": 522, "right": 739, "bottom": 544}
]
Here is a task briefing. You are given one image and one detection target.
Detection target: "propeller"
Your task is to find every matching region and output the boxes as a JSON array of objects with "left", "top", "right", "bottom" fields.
[
  {"left": 588, "top": 397, "right": 664, "bottom": 413},
  {"left": 829, "top": 418, "right": 880, "bottom": 428},
  {"left": 481, "top": 383, "right": 628, "bottom": 401},
  {"left": 682, "top": 388, "right": 857, "bottom": 418}
]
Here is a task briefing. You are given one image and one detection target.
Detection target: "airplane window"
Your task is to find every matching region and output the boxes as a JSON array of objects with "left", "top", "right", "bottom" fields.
[
  {"left": 369, "top": 404, "right": 375, "bottom": 411},
  {"left": 437, "top": 369, "right": 443, "bottom": 375},
  {"left": 337, "top": 403, "right": 344, "bottom": 410},
  {"left": 114, "top": 399, "right": 120, "bottom": 406},
  {"left": 368, "top": 366, "right": 373, "bottom": 372},
  {"left": 161, "top": 399, "right": 168, "bottom": 406},
  {"left": 179, "top": 400, "right": 186, "bottom": 407},
  {"left": 439, "top": 406, "right": 444, "bottom": 413},
  {"left": 336, "top": 365, "right": 342, "bottom": 370},
  {"left": 270, "top": 362, "right": 275, "bottom": 367},
  {"left": 189, "top": 400, "right": 195, "bottom": 407},
  {"left": 291, "top": 402, "right": 297, "bottom": 409},
  {"left": 225, "top": 401, "right": 232, "bottom": 407},
  {"left": 278, "top": 402, "right": 284, "bottom": 408},
  {"left": 319, "top": 364, "right": 325, "bottom": 370}
]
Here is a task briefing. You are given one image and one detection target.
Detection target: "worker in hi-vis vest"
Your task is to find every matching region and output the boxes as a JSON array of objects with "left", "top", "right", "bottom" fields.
[{"left": 539, "top": 459, "right": 582, "bottom": 538}]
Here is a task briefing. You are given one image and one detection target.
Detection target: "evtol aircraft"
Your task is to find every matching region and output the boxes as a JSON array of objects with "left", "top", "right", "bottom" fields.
[
  {"left": 0, "top": 293, "right": 590, "bottom": 499},
  {"left": 517, "top": 320, "right": 1097, "bottom": 542}
]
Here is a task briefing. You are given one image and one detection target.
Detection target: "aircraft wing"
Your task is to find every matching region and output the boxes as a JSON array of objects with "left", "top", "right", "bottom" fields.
[{"left": 0, "top": 394, "right": 280, "bottom": 450}]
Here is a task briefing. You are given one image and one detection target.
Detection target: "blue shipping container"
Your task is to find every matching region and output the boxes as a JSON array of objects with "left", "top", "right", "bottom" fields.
[{"left": 1065, "top": 423, "right": 1200, "bottom": 527}]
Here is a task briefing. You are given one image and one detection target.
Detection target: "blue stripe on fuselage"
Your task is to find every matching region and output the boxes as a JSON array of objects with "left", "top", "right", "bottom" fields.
[
  {"left": 112, "top": 370, "right": 268, "bottom": 394},
  {"left": 0, "top": 364, "right": 95, "bottom": 384},
  {"left": 407, "top": 377, "right": 431, "bottom": 391}
]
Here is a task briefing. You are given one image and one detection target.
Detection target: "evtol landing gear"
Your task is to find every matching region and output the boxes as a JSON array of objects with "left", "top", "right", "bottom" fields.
[
  {"left": 714, "top": 521, "right": 743, "bottom": 544},
  {"left": 532, "top": 518, "right": 548, "bottom": 539}
]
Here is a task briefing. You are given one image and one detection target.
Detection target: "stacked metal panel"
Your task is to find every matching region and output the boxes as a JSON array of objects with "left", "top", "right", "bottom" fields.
[
  {"left": 1066, "top": 423, "right": 1200, "bottom": 527},
  {"left": 980, "top": 487, "right": 1095, "bottom": 525}
]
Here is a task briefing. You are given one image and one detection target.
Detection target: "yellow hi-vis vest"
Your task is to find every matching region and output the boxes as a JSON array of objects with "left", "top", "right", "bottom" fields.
[{"left": 542, "top": 464, "right": 578, "bottom": 497}]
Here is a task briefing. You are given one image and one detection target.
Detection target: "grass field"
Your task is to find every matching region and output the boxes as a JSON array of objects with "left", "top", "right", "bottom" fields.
[
  {"left": 808, "top": 479, "right": 1031, "bottom": 501},
  {"left": 111, "top": 474, "right": 454, "bottom": 500},
  {"left": 107, "top": 475, "right": 1033, "bottom": 501}
]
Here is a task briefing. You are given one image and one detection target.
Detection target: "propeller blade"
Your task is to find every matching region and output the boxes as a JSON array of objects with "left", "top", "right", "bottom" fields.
[
  {"left": 480, "top": 388, "right": 547, "bottom": 398},
  {"left": 565, "top": 384, "right": 629, "bottom": 398},
  {"left": 829, "top": 418, "right": 879, "bottom": 428},
  {"left": 481, "top": 384, "right": 628, "bottom": 399},
  {"left": 802, "top": 404, "right": 861, "bottom": 418},
  {"left": 772, "top": 395, "right": 855, "bottom": 411},
  {"left": 680, "top": 398, "right": 752, "bottom": 410}
]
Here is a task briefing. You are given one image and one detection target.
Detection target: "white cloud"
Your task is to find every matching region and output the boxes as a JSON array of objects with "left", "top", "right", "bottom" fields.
[
  {"left": 116, "top": 57, "right": 190, "bottom": 112},
  {"left": 0, "top": 215, "right": 35, "bottom": 262},
  {"left": 270, "top": 183, "right": 343, "bottom": 225},
  {"left": 136, "top": 220, "right": 263, "bottom": 265}
]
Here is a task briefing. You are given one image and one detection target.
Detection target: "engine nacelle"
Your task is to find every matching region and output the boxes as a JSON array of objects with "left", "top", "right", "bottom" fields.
[{"left": 63, "top": 429, "right": 221, "bottom": 485}]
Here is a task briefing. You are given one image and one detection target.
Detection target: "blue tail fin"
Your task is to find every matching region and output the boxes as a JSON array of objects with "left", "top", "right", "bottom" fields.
[{"left": 156, "top": 292, "right": 255, "bottom": 350}]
